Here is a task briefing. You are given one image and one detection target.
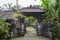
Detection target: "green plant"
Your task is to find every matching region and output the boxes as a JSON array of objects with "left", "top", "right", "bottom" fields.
[
  {"left": 41, "top": 0, "right": 60, "bottom": 40},
  {"left": 42, "top": 19, "right": 47, "bottom": 24},
  {"left": 58, "top": 8, "right": 60, "bottom": 22},
  {"left": 0, "top": 18, "right": 9, "bottom": 39},
  {"left": 42, "top": 0, "right": 56, "bottom": 22},
  {"left": 25, "top": 16, "right": 37, "bottom": 27},
  {"left": 53, "top": 23, "right": 60, "bottom": 40}
]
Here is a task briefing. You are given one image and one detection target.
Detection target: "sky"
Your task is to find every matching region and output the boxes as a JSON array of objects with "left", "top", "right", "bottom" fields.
[{"left": 0, "top": 0, "right": 42, "bottom": 7}]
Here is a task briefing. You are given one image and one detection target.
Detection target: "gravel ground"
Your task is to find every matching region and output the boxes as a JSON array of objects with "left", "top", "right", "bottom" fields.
[{"left": 11, "top": 27, "right": 50, "bottom": 40}]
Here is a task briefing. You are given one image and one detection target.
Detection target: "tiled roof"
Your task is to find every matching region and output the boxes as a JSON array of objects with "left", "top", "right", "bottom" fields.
[
  {"left": 20, "top": 6, "right": 47, "bottom": 12},
  {"left": 0, "top": 11, "right": 15, "bottom": 19}
]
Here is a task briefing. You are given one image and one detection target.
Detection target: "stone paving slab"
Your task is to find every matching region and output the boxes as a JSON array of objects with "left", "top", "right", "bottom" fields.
[{"left": 11, "top": 27, "right": 50, "bottom": 40}]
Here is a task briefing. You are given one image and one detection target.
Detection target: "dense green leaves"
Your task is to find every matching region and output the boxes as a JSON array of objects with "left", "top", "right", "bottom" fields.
[
  {"left": 42, "top": 19, "right": 47, "bottom": 24},
  {"left": 58, "top": 8, "right": 60, "bottom": 21},
  {"left": 42, "top": 0, "right": 60, "bottom": 40},
  {"left": 42, "top": 0, "right": 50, "bottom": 9},
  {"left": 25, "top": 16, "right": 37, "bottom": 27},
  {"left": 53, "top": 23, "right": 60, "bottom": 40},
  {"left": 42, "top": 0, "right": 57, "bottom": 22},
  {"left": 0, "top": 18, "right": 4, "bottom": 25},
  {"left": 0, "top": 18, "right": 9, "bottom": 39}
]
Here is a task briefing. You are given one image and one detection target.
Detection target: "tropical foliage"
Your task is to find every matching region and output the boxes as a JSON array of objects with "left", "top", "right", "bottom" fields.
[
  {"left": 0, "top": 18, "right": 9, "bottom": 39},
  {"left": 25, "top": 16, "right": 37, "bottom": 27},
  {"left": 42, "top": 0, "right": 56, "bottom": 22},
  {"left": 4, "top": 3, "right": 13, "bottom": 10},
  {"left": 53, "top": 23, "right": 60, "bottom": 40},
  {"left": 42, "top": 0, "right": 60, "bottom": 40}
]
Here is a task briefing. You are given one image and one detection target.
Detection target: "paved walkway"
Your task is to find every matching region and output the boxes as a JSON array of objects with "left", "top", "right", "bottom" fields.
[{"left": 11, "top": 27, "right": 50, "bottom": 40}]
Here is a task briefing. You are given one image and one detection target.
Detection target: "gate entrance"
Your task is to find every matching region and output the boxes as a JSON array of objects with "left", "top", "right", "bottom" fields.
[{"left": 20, "top": 6, "right": 47, "bottom": 36}]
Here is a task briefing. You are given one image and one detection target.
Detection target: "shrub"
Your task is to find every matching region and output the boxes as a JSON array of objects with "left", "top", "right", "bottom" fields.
[
  {"left": 0, "top": 18, "right": 9, "bottom": 39},
  {"left": 25, "top": 16, "right": 37, "bottom": 27},
  {"left": 53, "top": 23, "right": 60, "bottom": 40}
]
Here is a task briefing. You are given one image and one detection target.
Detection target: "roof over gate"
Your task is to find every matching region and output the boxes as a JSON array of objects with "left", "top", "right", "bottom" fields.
[{"left": 20, "top": 5, "right": 47, "bottom": 12}]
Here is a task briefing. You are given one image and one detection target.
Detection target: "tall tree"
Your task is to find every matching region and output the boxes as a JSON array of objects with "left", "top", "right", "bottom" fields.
[
  {"left": 4, "top": 3, "right": 13, "bottom": 10},
  {"left": 0, "top": 6, "right": 4, "bottom": 11},
  {"left": 57, "top": 0, "right": 60, "bottom": 22},
  {"left": 41, "top": 0, "right": 56, "bottom": 22},
  {"left": 14, "top": 0, "right": 26, "bottom": 18}
]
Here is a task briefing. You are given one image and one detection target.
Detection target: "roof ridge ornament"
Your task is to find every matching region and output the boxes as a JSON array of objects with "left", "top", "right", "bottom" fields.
[
  {"left": 34, "top": 0, "right": 37, "bottom": 1},
  {"left": 30, "top": 5, "right": 32, "bottom": 8}
]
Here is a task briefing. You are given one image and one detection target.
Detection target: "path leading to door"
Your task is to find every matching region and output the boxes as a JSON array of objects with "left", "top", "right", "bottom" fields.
[{"left": 11, "top": 27, "right": 50, "bottom": 40}]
